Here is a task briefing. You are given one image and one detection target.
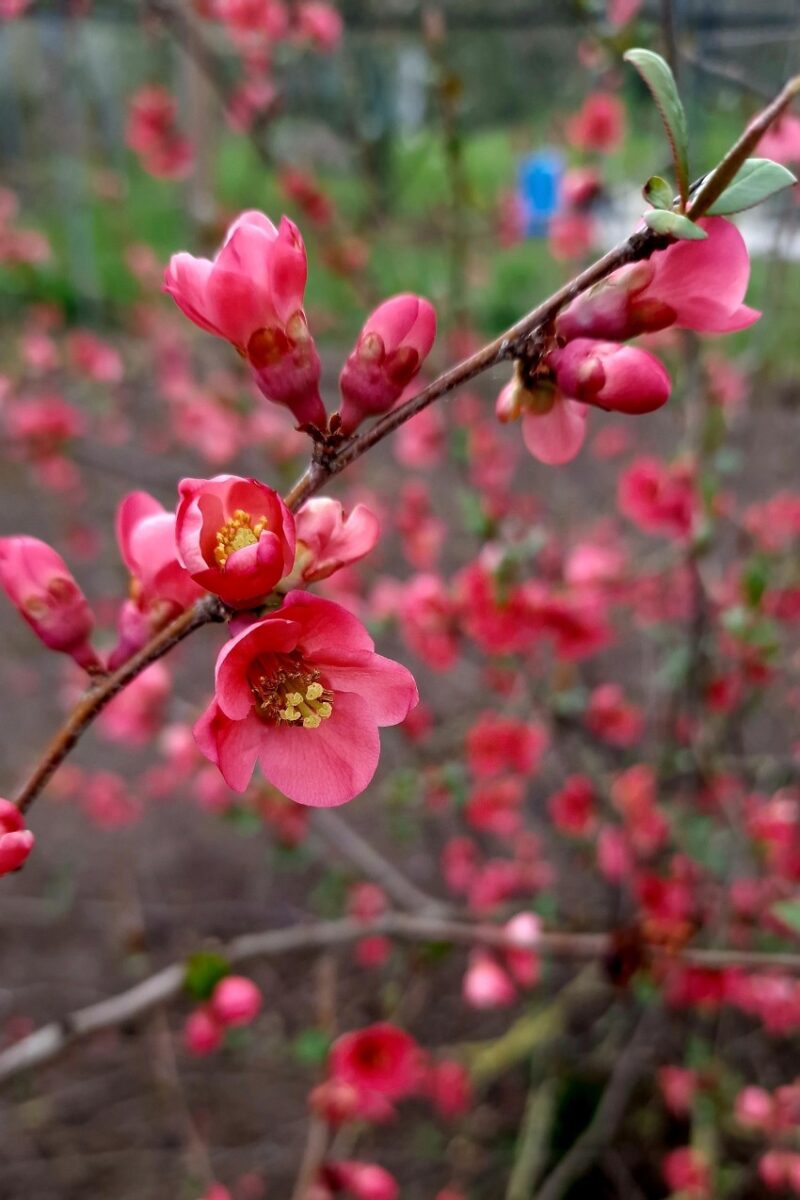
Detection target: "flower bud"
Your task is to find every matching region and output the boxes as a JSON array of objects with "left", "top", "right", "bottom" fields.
[
  {"left": 338, "top": 294, "right": 436, "bottom": 435},
  {"left": 549, "top": 338, "right": 671, "bottom": 415},
  {"left": 0, "top": 798, "right": 34, "bottom": 877},
  {"left": 210, "top": 975, "right": 263, "bottom": 1028},
  {"left": 0, "top": 536, "right": 100, "bottom": 670}
]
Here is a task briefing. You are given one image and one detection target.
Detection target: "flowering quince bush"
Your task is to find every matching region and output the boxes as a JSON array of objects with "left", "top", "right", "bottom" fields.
[{"left": 5, "top": 6, "right": 800, "bottom": 1197}]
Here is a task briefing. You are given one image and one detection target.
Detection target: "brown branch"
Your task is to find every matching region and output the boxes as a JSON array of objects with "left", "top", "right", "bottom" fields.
[
  {"left": 9, "top": 76, "right": 799, "bottom": 822},
  {"left": 13, "top": 595, "right": 226, "bottom": 815},
  {"left": 3, "top": 913, "right": 800, "bottom": 1087}
]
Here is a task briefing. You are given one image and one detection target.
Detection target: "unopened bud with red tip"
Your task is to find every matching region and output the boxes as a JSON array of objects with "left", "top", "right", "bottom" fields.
[
  {"left": 549, "top": 338, "right": 671, "bottom": 415},
  {"left": 0, "top": 536, "right": 101, "bottom": 671},
  {"left": 324, "top": 1162, "right": 399, "bottom": 1200},
  {"left": 0, "top": 798, "right": 34, "bottom": 877},
  {"left": 338, "top": 294, "right": 436, "bottom": 435},
  {"left": 555, "top": 261, "right": 674, "bottom": 342},
  {"left": 309, "top": 1079, "right": 361, "bottom": 1126}
]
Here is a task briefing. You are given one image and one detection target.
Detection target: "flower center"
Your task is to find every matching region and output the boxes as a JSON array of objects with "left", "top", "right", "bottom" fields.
[
  {"left": 248, "top": 652, "right": 334, "bottom": 730},
  {"left": 214, "top": 509, "right": 268, "bottom": 567}
]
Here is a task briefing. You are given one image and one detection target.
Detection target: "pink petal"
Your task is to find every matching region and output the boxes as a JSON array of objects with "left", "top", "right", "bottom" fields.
[{"left": 521, "top": 397, "right": 588, "bottom": 465}]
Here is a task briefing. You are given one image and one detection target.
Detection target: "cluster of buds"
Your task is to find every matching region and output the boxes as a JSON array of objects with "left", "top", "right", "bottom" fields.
[{"left": 498, "top": 216, "right": 758, "bottom": 464}]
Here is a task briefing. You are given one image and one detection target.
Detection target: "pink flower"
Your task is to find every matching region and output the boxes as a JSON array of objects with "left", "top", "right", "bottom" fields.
[
  {"left": 0, "top": 798, "right": 34, "bottom": 877},
  {"left": 338, "top": 294, "right": 437, "bottom": 435},
  {"left": 607, "top": 0, "right": 643, "bottom": 27},
  {"left": 586, "top": 683, "right": 644, "bottom": 746},
  {"left": 735, "top": 1085, "right": 775, "bottom": 1130},
  {"left": 465, "top": 776, "right": 524, "bottom": 838},
  {"left": 296, "top": 1, "right": 343, "bottom": 51},
  {"left": 176, "top": 475, "right": 296, "bottom": 608},
  {"left": 566, "top": 92, "right": 625, "bottom": 153},
  {"left": 425, "top": 1059, "right": 472, "bottom": 1119},
  {"left": 194, "top": 591, "right": 418, "bottom": 805},
  {"left": 548, "top": 775, "right": 597, "bottom": 836},
  {"left": 324, "top": 1162, "right": 399, "bottom": 1200},
  {"left": 0, "top": 536, "right": 100, "bottom": 671},
  {"left": 618, "top": 456, "right": 696, "bottom": 540},
  {"left": 549, "top": 339, "right": 671, "bottom": 415},
  {"left": 289, "top": 497, "right": 380, "bottom": 584},
  {"left": 126, "top": 86, "right": 193, "bottom": 180},
  {"left": 758, "top": 113, "right": 800, "bottom": 164},
  {"left": 329, "top": 1023, "right": 423, "bottom": 1101},
  {"left": 504, "top": 912, "right": 542, "bottom": 988},
  {"left": 210, "top": 976, "right": 263, "bottom": 1027},
  {"left": 662, "top": 1147, "right": 711, "bottom": 1199},
  {"left": 116, "top": 490, "right": 204, "bottom": 618},
  {"left": 463, "top": 951, "right": 516, "bottom": 1009},
  {"left": 557, "top": 218, "right": 760, "bottom": 341},
  {"left": 466, "top": 713, "right": 547, "bottom": 779},
  {"left": 497, "top": 376, "right": 588, "bottom": 466},
  {"left": 0, "top": 0, "right": 33, "bottom": 17},
  {"left": 184, "top": 1006, "right": 223, "bottom": 1056},
  {"left": 164, "top": 211, "right": 325, "bottom": 427},
  {"left": 658, "top": 1066, "right": 697, "bottom": 1116}
]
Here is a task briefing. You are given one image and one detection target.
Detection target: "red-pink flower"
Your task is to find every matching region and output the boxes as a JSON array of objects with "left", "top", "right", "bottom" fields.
[
  {"left": 548, "top": 775, "right": 597, "bottom": 837},
  {"left": 549, "top": 339, "right": 671, "bottom": 415},
  {"left": 758, "top": 113, "right": 800, "bottom": 164},
  {"left": 463, "top": 950, "right": 516, "bottom": 1009},
  {"left": 290, "top": 497, "right": 380, "bottom": 584},
  {"left": 618, "top": 456, "right": 696, "bottom": 540},
  {"left": 465, "top": 776, "right": 525, "bottom": 838},
  {"left": 425, "top": 1059, "right": 472, "bottom": 1119},
  {"left": 210, "top": 976, "right": 263, "bottom": 1027},
  {"left": 497, "top": 377, "right": 588, "bottom": 466},
  {"left": 194, "top": 592, "right": 418, "bottom": 805},
  {"left": 566, "top": 92, "right": 625, "bottom": 153},
  {"left": 176, "top": 475, "right": 295, "bottom": 607},
  {"left": 0, "top": 798, "right": 34, "bottom": 877},
  {"left": 164, "top": 211, "right": 325, "bottom": 427},
  {"left": 557, "top": 218, "right": 759, "bottom": 341},
  {"left": 184, "top": 1005, "right": 223, "bottom": 1056},
  {"left": 296, "top": 1, "right": 343, "bottom": 51},
  {"left": 586, "top": 683, "right": 644, "bottom": 746},
  {"left": 338, "top": 294, "right": 437, "bottom": 435},
  {"left": 607, "top": 0, "right": 643, "bottom": 27},
  {"left": 126, "top": 86, "right": 194, "bottom": 180},
  {"left": 329, "top": 1023, "right": 423, "bottom": 1101},
  {"left": 117, "top": 490, "right": 204, "bottom": 615},
  {"left": 662, "top": 1147, "right": 711, "bottom": 1199},
  {"left": 466, "top": 713, "right": 547, "bottom": 779},
  {"left": 324, "top": 1162, "right": 399, "bottom": 1200},
  {"left": 0, "top": 536, "right": 100, "bottom": 671}
]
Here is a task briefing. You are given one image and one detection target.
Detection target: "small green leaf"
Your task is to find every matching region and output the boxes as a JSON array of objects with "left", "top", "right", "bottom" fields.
[
  {"left": 706, "top": 157, "right": 797, "bottom": 215},
  {"left": 292, "top": 1028, "right": 332, "bottom": 1065},
  {"left": 771, "top": 899, "right": 800, "bottom": 935},
  {"left": 184, "top": 951, "right": 230, "bottom": 1002},
  {"left": 644, "top": 209, "right": 708, "bottom": 239},
  {"left": 643, "top": 175, "right": 674, "bottom": 209},
  {"left": 625, "top": 48, "right": 690, "bottom": 204}
]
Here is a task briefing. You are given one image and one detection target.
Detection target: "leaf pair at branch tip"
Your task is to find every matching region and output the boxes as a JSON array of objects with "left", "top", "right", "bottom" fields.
[{"left": 625, "top": 48, "right": 690, "bottom": 208}]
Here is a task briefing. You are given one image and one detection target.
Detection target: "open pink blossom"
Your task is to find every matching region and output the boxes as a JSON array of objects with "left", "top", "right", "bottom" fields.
[
  {"left": 549, "top": 339, "right": 671, "bottom": 414},
  {"left": 194, "top": 591, "right": 418, "bottom": 805},
  {"left": 0, "top": 798, "right": 34, "bottom": 877},
  {"left": 329, "top": 1023, "right": 423, "bottom": 1102},
  {"left": 338, "top": 294, "right": 437, "bottom": 435},
  {"left": 287, "top": 497, "right": 380, "bottom": 584},
  {"left": 497, "top": 377, "right": 588, "bottom": 466},
  {"left": 176, "top": 475, "right": 295, "bottom": 608},
  {"left": 0, "top": 536, "right": 100, "bottom": 671},
  {"left": 557, "top": 217, "right": 760, "bottom": 341},
  {"left": 164, "top": 211, "right": 325, "bottom": 427},
  {"left": 117, "top": 490, "right": 204, "bottom": 617}
]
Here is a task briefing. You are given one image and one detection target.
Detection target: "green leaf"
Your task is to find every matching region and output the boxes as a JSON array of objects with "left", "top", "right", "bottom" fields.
[
  {"left": 625, "top": 48, "right": 690, "bottom": 203},
  {"left": 643, "top": 175, "right": 674, "bottom": 209},
  {"left": 644, "top": 209, "right": 708, "bottom": 239},
  {"left": 184, "top": 951, "right": 230, "bottom": 1002},
  {"left": 706, "top": 157, "right": 797, "bottom": 215},
  {"left": 292, "top": 1028, "right": 332, "bottom": 1065},
  {"left": 771, "top": 899, "right": 800, "bottom": 935}
]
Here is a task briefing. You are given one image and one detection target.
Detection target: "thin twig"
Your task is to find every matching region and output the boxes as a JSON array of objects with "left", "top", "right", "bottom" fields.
[
  {"left": 13, "top": 595, "right": 227, "bottom": 815},
  {"left": 3, "top": 914, "right": 800, "bottom": 1087},
  {"left": 533, "top": 1008, "right": 663, "bottom": 1200}
]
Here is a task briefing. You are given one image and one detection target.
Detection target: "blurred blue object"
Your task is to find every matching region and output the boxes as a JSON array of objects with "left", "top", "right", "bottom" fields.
[{"left": 518, "top": 150, "right": 564, "bottom": 237}]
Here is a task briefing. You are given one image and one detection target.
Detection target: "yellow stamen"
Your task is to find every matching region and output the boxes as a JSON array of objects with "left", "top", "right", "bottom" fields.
[
  {"left": 214, "top": 509, "right": 268, "bottom": 567},
  {"left": 248, "top": 652, "right": 334, "bottom": 731}
]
